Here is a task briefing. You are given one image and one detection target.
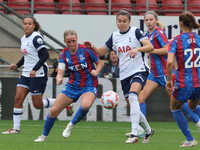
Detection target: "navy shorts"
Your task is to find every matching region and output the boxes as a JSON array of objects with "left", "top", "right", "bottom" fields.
[
  {"left": 17, "top": 75, "right": 48, "bottom": 95},
  {"left": 172, "top": 86, "right": 200, "bottom": 102},
  {"left": 121, "top": 71, "right": 148, "bottom": 98},
  {"left": 61, "top": 82, "right": 98, "bottom": 102}
]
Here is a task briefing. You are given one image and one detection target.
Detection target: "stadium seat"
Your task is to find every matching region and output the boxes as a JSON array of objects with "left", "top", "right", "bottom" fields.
[
  {"left": 162, "top": 0, "right": 184, "bottom": 16},
  {"left": 34, "top": 0, "right": 57, "bottom": 14},
  {"left": 8, "top": 0, "right": 31, "bottom": 15},
  {"left": 84, "top": 0, "right": 108, "bottom": 15},
  {"left": 0, "top": 0, "right": 5, "bottom": 14},
  {"left": 111, "top": 0, "right": 134, "bottom": 15},
  {"left": 136, "top": 0, "right": 160, "bottom": 15},
  {"left": 188, "top": 0, "right": 200, "bottom": 16},
  {"left": 59, "top": 0, "right": 82, "bottom": 14}
]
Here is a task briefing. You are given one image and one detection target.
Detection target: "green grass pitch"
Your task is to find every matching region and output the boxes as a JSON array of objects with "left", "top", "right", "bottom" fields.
[{"left": 0, "top": 120, "right": 200, "bottom": 150}]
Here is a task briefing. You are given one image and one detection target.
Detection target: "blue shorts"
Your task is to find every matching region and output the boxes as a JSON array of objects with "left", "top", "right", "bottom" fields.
[
  {"left": 17, "top": 75, "right": 48, "bottom": 95},
  {"left": 121, "top": 71, "right": 148, "bottom": 98},
  {"left": 172, "top": 86, "right": 200, "bottom": 102},
  {"left": 147, "top": 73, "right": 176, "bottom": 89},
  {"left": 61, "top": 82, "right": 98, "bottom": 102},
  {"left": 147, "top": 73, "right": 167, "bottom": 88}
]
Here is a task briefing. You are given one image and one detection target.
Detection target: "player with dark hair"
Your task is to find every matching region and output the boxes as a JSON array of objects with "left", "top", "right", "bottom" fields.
[
  {"left": 2, "top": 17, "right": 56, "bottom": 134},
  {"left": 166, "top": 11, "right": 200, "bottom": 147},
  {"left": 124, "top": 11, "right": 200, "bottom": 137},
  {"left": 84, "top": 9, "right": 154, "bottom": 144},
  {"left": 34, "top": 29, "right": 104, "bottom": 142}
]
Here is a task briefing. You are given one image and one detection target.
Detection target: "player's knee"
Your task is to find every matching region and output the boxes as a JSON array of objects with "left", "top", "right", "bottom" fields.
[
  {"left": 49, "top": 108, "right": 59, "bottom": 118},
  {"left": 82, "top": 104, "right": 90, "bottom": 110},
  {"left": 33, "top": 102, "right": 43, "bottom": 109}
]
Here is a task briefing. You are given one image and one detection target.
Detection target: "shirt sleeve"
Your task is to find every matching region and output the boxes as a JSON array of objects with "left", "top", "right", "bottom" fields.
[
  {"left": 168, "top": 38, "right": 177, "bottom": 54},
  {"left": 156, "top": 30, "right": 169, "bottom": 47},
  {"left": 88, "top": 49, "right": 99, "bottom": 63},
  {"left": 135, "top": 28, "right": 148, "bottom": 42},
  {"left": 104, "top": 34, "right": 113, "bottom": 50},
  {"left": 33, "top": 35, "right": 46, "bottom": 51}
]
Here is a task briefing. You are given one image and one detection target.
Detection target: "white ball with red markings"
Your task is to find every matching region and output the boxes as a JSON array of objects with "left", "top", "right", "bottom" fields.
[{"left": 101, "top": 91, "right": 120, "bottom": 109}]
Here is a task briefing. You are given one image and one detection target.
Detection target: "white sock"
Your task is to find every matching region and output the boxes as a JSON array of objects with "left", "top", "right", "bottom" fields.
[
  {"left": 138, "top": 125, "right": 144, "bottom": 132},
  {"left": 13, "top": 108, "right": 23, "bottom": 130},
  {"left": 129, "top": 92, "right": 140, "bottom": 136},
  {"left": 69, "top": 121, "right": 74, "bottom": 126},
  {"left": 43, "top": 98, "right": 55, "bottom": 108},
  {"left": 196, "top": 120, "right": 200, "bottom": 128},
  {"left": 139, "top": 111, "right": 151, "bottom": 134}
]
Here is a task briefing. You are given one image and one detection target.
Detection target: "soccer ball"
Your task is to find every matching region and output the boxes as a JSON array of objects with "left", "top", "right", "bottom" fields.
[{"left": 101, "top": 91, "right": 120, "bottom": 109}]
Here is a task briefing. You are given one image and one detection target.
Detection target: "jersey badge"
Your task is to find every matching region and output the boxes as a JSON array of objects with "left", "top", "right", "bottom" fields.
[
  {"left": 79, "top": 54, "right": 85, "bottom": 61},
  {"left": 37, "top": 38, "right": 43, "bottom": 44}
]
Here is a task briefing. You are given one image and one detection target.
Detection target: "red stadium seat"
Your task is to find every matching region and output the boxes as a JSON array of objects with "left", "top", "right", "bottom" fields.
[
  {"left": 136, "top": 0, "right": 160, "bottom": 15},
  {"left": 111, "top": 0, "right": 134, "bottom": 15},
  {"left": 162, "top": 0, "right": 184, "bottom": 16},
  {"left": 34, "top": 0, "right": 57, "bottom": 14},
  {"left": 84, "top": 0, "right": 108, "bottom": 15},
  {"left": 8, "top": 0, "right": 31, "bottom": 15},
  {"left": 59, "top": 0, "right": 82, "bottom": 14},
  {"left": 0, "top": 0, "right": 5, "bottom": 14},
  {"left": 188, "top": 0, "right": 200, "bottom": 16}
]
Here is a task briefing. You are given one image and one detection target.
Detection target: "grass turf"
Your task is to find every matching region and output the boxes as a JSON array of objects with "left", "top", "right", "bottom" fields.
[{"left": 0, "top": 120, "right": 199, "bottom": 150}]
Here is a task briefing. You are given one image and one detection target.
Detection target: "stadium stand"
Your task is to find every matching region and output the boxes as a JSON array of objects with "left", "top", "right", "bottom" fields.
[
  {"left": 0, "top": 0, "right": 5, "bottom": 13},
  {"left": 135, "top": 0, "right": 160, "bottom": 15},
  {"left": 7, "top": 0, "right": 31, "bottom": 15},
  {"left": 187, "top": 0, "right": 200, "bottom": 16},
  {"left": 34, "top": 0, "right": 57, "bottom": 14},
  {"left": 84, "top": 0, "right": 108, "bottom": 15},
  {"left": 162, "top": 0, "right": 184, "bottom": 16},
  {"left": 59, "top": 0, "right": 82, "bottom": 14},
  {"left": 111, "top": 0, "right": 134, "bottom": 15}
]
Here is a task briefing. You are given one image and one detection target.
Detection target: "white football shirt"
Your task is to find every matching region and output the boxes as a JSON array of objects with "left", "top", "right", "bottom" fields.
[
  {"left": 104, "top": 26, "right": 150, "bottom": 80},
  {"left": 20, "top": 31, "right": 48, "bottom": 77}
]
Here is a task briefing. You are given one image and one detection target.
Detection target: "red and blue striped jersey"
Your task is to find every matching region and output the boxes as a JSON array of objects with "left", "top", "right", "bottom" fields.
[
  {"left": 169, "top": 32, "right": 200, "bottom": 88},
  {"left": 147, "top": 27, "right": 169, "bottom": 77},
  {"left": 59, "top": 44, "right": 99, "bottom": 88}
]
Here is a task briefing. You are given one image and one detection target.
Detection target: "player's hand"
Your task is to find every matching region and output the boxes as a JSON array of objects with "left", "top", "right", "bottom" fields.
[
  {"left": 91, "top": 70, "right": 97, "bottom": 76},
  {"left": 30, "top": 70, "right": 36, "bottom": 78},
  {"left": 126, "top": 48, "right": 139, "bottom": 58},
  {"left": 56, "top": 78, "right": 63, "bottom": 85},
  {"left": 10, "top": 63, "right": 17, "bottom": 69},
  {"left": 83, "top": 41, "right": 93, "bottom": 49},
  {"left": 165, "top": 80, "right": 173, "bottom": 91}
]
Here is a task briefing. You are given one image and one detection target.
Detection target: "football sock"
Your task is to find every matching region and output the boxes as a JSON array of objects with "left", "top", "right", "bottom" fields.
[
  {"left": 43, "top": 98, "right": 55, "bottom": 108},
  {"left": 140, "top": 102, "right": 146, "bottom": 116},
  {"left": 171, "top": 109, "right": 193, "bottom": 141},
  {"left": 42, "top": 113, "right": 56, "bottom": 136},
  {"left": 71, "top": 106, "right": 89, "bottom": 125},
  {"left": 192, "top": 105, "right": 200, "bottom": 117},
  {"left": 129, "top": 92, "right": 140, "bottom": 136},
  {"left": 138, "top": 125, "right": 144, "bottom": 132},
  {"left": 139, "top": 111, "right": 151, "bottom": 134},
  {"left": 13, "top": 108, "right": 23, "bottom": 130},
  {"left": 181, "top": 103, "right": 199, "bottom": 123}
]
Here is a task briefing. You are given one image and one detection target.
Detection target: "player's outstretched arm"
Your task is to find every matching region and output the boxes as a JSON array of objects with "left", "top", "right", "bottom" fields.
[{"left": 84, "top": 41, "right": 108, "bottom": 57}]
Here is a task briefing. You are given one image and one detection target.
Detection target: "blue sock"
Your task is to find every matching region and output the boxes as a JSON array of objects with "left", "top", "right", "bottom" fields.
[
  {"left": 140, "top": 102, "right": 146, "bottom": 116},
  {"left": 71, "top": 106, "right": 89, "bottom": 125},
  {"left": 192, "top": 105, "right": 200, "bottom": 118},
  {"left": 42, "top": 113, "right": 56, "bottom": 136},
  {"left": 181, "top": 103, "right": 199, "bottom": 123},
  {"left": 171, "top": 109, "right": 193, "bottom": 141}
]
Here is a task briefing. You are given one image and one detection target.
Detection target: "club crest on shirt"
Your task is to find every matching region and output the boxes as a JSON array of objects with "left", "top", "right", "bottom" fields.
[
  {"left": 79, "top": 54, "right": 85, "bottom": 61},
  {"left": 149, "top": 35, "right": 153, "bottom": 41},
  {"left": 37, "top": 38, "right": 43, "bottom": 44}
]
